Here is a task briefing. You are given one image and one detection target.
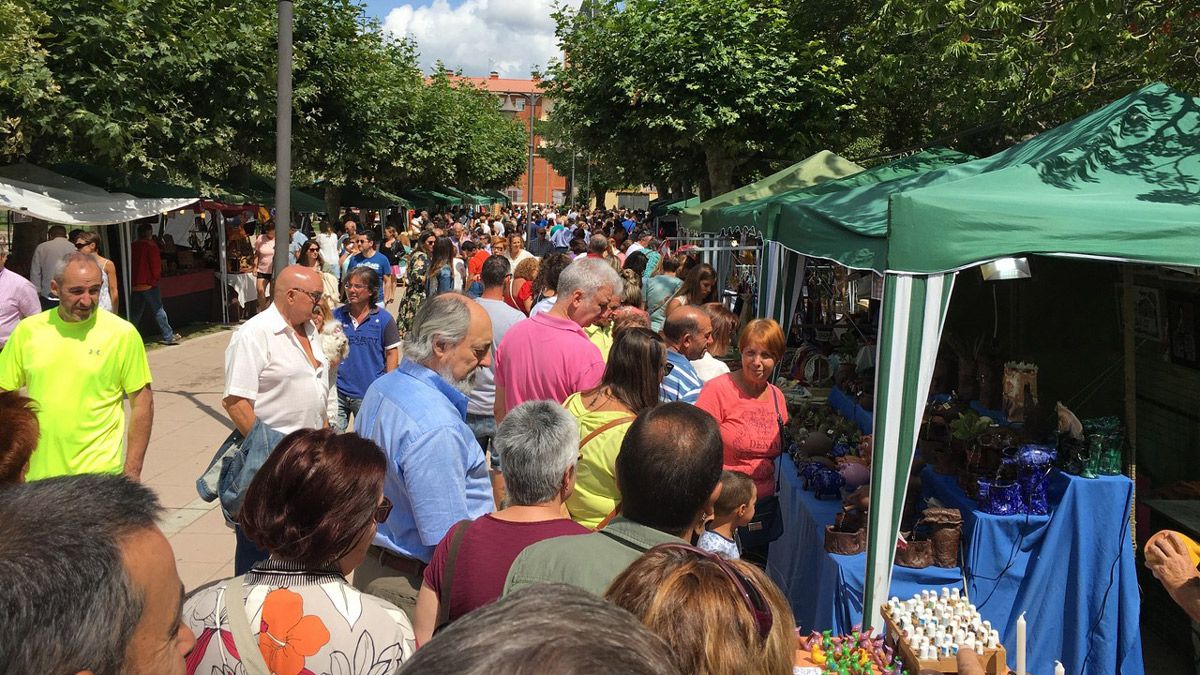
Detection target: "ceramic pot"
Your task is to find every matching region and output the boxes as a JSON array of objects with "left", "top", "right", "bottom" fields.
[
  {"left": 922, "top": 508, "right": 963, "bottom": 568},
  {"left": 825, "top": 525, "right": 866, "bottom": 555},
  {"left": 804, "top": 430, "right": 834, "bottom": 456},
  {"left": 838, "top": 458, "right": 871, "bottom": 489},
  {"left": 895, "top": 536, "right": 933, "bottom": 569}
]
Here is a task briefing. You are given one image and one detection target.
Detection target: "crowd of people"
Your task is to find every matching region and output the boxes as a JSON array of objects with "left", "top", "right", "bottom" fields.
[{"left": 2, "top": 204, "right": 1191, "bottom": 674}]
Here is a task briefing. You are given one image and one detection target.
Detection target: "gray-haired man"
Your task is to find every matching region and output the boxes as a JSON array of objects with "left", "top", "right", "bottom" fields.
[
  {"left": 492, "top": 257, "right": 622, "bottom": 422},
  {"left": 353, "top": 293, "right": 495, "bottom": 619},
  {"left": 0, "top": 475, "right": 196, "bottom": 675}
]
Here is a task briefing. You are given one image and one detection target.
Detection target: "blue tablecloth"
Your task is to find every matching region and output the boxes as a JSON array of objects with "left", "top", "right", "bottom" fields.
[
  {"left": 769, "top": 454, "right": 963, "bottom": 634},
  {"left": 828, "top": 387, "right": 873, "bottom": 435},
  {"left": 921, "top": 466, "right": 1143, "bottom": 675}
]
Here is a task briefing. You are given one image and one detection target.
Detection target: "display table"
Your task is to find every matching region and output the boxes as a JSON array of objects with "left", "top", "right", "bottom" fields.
[
  {"left": 921, "top": 466, "right": 1143, "bottom": 675},
  {"left": 768, "top": 454, "right": 963, "bottom": 634},
  {"left": 828, "top": 386, "right": 873, "bottom": 435},
  {"left": 218, "top": 271, "right": 258, "bottom": 308}
]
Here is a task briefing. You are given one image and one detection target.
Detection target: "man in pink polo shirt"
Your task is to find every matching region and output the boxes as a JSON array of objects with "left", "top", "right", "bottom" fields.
[{"left": 493, "top": 257, "right": 622, "bottom": 422}]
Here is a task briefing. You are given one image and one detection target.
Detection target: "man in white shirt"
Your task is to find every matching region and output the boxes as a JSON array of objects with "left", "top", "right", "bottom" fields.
[
  {"left": 222, "top": 265, "right": 330, "bottom": 569},
  {"left": 30, "top": 225, "right": 77, "bottom": 310},
  {"left": 626, "top": 229, "right": 653, "bottom": 256}
]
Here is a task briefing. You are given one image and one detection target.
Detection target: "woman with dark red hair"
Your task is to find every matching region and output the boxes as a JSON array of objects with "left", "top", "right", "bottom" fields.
[{"left": 182, "top": 429, "right": 415, "bottom": 674}]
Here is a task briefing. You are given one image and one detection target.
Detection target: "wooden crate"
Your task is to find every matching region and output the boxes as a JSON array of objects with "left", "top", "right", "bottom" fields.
[{"left": 880, "top": 607, "right": 1008, "bottom": 674}]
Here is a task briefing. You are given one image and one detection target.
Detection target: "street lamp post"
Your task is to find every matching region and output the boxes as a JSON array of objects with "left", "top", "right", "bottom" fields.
[
  {"left": 524, "top": 92, "right": 540, "bottom": 240},
  {"left": 273, "top": 0, "right": 294, "bottom": 278}
]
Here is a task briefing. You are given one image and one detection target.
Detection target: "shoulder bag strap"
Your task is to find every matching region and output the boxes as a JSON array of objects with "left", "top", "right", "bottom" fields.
[
  {"left": 771, "top": 386, "right": 785, "bottom": 493},
  {"left": 435, "top": 519, "right": 473, "bottom": 631},
  {"left": 223, "top": 576, "right": 272, "bottom": 675},
  {"left": 579, "top": 415, "right": 636, "bottom": 449},
  {"left": 578, "top": 415, "right": 634, "bottom": 531}
]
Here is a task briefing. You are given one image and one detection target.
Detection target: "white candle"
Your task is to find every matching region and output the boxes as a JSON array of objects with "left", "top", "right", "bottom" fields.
[
  {"left": 1055, "top": 661, "right": 1065, "bottom": 675},
  {"left": 1016, "top": 612, "right": 1027, "bottom": 675}
]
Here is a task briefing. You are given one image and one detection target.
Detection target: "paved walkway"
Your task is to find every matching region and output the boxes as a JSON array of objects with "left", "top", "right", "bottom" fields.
[{"left": 143, "top": 328, "right": 240, "bottom": 591}]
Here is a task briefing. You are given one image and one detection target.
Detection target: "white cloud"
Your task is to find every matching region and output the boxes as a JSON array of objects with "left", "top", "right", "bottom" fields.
[{"left": 383, "top": 0, "right": 580, "bottom": 78}]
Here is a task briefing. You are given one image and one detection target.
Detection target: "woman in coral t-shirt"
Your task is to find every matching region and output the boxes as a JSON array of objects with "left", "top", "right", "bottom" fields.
[{"left": 695, "top": 318, "right": 788, "bottom": 499}]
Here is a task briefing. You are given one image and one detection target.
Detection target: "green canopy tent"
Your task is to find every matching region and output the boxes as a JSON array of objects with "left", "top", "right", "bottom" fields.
[
  {"left": 757, "top": 83, "right": 1199, "bottom": 637},
  {"left": 651, "top": 195, "right": 699, "bottom": 219},
  {"left": 210, "top": 175, "right": 326, "bottom": 213},
  {"left": 305, "top": 183, "right": 412, "bottom": 211},
  {"left": 681, "top": 150, "right": 864, "bottom": 232},
  {"left": 732, "top": 149, "right": 976, "bottom": 324},
  {"left": 52, "top": 162, "right": 200, "bottom": 200},
  {"left": 440, "top": 186, "right": 490, "bottom": 206},
  {"left": 485, "top": 189, "right": 511, "bottom": 206},
  {"left": 400, "top": 188, "right": 462, "bottom": 208},
  {"left": 708, "top": 148, "right": 975, "bottom": 239}
]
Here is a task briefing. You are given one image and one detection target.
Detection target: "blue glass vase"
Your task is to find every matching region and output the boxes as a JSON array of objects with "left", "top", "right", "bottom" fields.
[{"left": 978, "top": 478, "right": 1022, "bottom": 515}]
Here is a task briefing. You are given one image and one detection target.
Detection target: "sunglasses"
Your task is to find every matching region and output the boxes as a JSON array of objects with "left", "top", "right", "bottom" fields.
[
  {"left": 290, "top": 288, "right": 324, "bottom": 305},
  {"left": 74, "top": 242, "right": 93, "bottom": 249},
  {"left": 373, "top": 496, "right": 393, "bottom": 523},
  {"left": 653, "top": 543, "right": 773, "bottom": 640},
  {"left": 661, "top": 361, "right": 675, "bottom": 377}
]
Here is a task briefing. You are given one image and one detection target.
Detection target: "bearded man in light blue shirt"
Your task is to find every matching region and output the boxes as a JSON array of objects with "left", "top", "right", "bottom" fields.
[{"left": 352, "top": 293, "right": 496, "bottom": 619}]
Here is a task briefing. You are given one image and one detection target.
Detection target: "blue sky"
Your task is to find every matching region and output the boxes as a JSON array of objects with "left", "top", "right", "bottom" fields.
[{"left": 364, "top": 0, "right": 576, "bottom": 77}]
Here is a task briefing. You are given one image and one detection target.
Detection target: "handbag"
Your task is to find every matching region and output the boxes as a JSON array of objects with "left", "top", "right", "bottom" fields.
[
  {"left": 223, "top": 576, "right": 273, "bottom": 675},
  {"left": 736, "top": 389, "right": 787, "bottom": 548}
]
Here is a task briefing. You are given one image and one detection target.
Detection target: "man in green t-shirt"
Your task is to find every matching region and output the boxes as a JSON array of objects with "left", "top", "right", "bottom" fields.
[{"left": 0, "top": 252, "right": 153, "bottom": 481}]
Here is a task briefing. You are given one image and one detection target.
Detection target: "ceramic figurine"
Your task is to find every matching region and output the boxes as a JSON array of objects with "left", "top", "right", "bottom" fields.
[{"left": 811, "top": 468, "right": 846, "bottom": 500}]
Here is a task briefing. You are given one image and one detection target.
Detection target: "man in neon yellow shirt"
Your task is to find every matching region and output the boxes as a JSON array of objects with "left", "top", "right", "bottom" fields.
[{"left": 0, "top": 252, "right": 153, "bottom": 481}]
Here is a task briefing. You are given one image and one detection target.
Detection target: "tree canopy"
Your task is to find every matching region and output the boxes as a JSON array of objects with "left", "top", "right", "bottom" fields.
[
  {"left": 544, "top": 0, "right": 1199, "bottom": 199},
  {"left": 0, "top": 0, "right": 526, "bottom": 201}
]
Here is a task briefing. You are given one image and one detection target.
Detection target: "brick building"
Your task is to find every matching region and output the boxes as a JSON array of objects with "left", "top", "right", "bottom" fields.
[{"left": 461, "top": 72, "right": 567, "bottom": 206}]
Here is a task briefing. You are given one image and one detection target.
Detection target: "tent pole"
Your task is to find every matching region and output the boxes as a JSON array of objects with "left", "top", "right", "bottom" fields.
[
  {"left": 1122, "top": 265, "right": 1138, "bottom": 550},
  {"left": 216, "top": 211, "right": 229, "bottom": 324},
  {"left": 119, "top": 222, "right": 132, "bottom": 322}
]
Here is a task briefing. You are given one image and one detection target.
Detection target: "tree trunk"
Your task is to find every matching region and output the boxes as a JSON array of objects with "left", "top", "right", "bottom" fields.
[
  {"left": 324, "top": 185, "right": 342, "bottom": 224},
  {"left": 653, "top": 181, "right": 671, "bottom": 201},
  {"left": 674, "top": 179, "right": 690, "bottom": 200},
  {"left": 592, "top": 184, "right": 607, "bottom": 210},
  {"left": 698, "top": 174, "right": 713, "bottom": 201},
  {"left": 704, "top": 144, "right": 740, "bottom": 197}
]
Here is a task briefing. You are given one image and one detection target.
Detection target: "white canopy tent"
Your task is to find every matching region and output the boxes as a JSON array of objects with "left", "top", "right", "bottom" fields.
[{"left": 0, "top": 164, "right": 199, "bottom": 321}]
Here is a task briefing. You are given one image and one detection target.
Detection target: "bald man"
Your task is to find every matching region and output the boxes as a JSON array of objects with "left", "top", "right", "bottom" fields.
[
  {"left": 0, "top": 252, "right": 153, "bottom": 481},
  {"left": 660, "top": 305, "right": 712, "bottom": 404},
  {"left": 222, "top": 265, "right": 331, "bottom": 573}
]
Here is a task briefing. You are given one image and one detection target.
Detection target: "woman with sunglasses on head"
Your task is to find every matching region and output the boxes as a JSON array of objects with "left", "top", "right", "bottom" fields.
[
  {"left": 395, "top": 229, "right": 436, "bottom": 338},
  {"left": 72, "top": 231, "right": 119, "bottom": 313},
  {"left": 565, "top": 327, "right": 668, "bottom": 529},
  {"left": 606, "top": 542, "right": 796, "bottom": 675},
  {"left": 314, "top": 219, "right": 341, "bottom": 279},
  {"left": 297, "top": 240, "right": 339, "bottom": 313},
  {"left": 182, "top": 428, "right": 415, "bottom": 674}
]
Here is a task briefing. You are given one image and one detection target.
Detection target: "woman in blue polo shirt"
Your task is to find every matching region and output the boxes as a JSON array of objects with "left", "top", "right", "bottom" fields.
[{"left": 332, "top": 267, "right": 401, "bottom": 432}]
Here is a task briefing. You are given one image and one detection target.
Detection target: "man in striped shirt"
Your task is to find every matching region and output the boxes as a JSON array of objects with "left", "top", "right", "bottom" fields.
[{"left": 659, "top": 305, "right": 712, "bottom": 404}]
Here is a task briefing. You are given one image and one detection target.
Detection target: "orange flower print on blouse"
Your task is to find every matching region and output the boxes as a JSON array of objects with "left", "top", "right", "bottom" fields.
[{"left": 256, "top": 588, "right": 331, "bottom": 675}]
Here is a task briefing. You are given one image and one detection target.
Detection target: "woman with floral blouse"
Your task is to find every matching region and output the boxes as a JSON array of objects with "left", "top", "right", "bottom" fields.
[{"left": 183, "top": 429, "right": 415, "bottom": 675}]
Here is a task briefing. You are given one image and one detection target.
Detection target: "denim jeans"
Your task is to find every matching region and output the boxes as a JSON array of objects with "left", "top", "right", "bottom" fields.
[
  {"left": 129, "top": 287, "right": 175, "bottom": 341},
  {"left": 234, "top": 524, "right": 269, "bottom": 575},
  {"left": 335, "top": 393, "right": 363, "bottom": 433},
  {"left": 466, "top": 412, "right": 499, "bottom": 470}
]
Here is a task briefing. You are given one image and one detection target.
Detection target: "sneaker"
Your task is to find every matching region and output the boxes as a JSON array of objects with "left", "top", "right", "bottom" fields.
[{"left": 162, "top": 333, "right": 183, "bottom": 345}]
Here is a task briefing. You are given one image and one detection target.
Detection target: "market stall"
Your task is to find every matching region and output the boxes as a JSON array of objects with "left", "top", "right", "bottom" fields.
[{"left": 757, "top": 82, "right": 1197, "bottom": 674}]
